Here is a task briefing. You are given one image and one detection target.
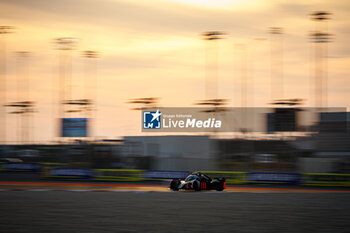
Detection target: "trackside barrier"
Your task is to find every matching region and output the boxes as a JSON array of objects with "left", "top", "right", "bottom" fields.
[
  {"left": 0, "top": 162, "right": 41, "bottom": 172},
  {"left": 44, "top": 168, "right": 94, "bottom": 179},
  {"left": 0, "top": 162, "right": 67, "bottom": 173},
  {"left": 39, "top": 162, "right": 68, "bottom": 167},
  {"left": 93, "top": 169, "right": 144, "bottom": 182},
  {"left": 199, "top": 171, "right": 247, "bottom": 184},
  {"left": 247, "top": 172, "right": 301, "bottom": 185},
  {"left": 7, "top": 165, "right": 350, "bottom": 187},
  {"left": 302, "top": 173, "right": 350, "bottom": 187}
]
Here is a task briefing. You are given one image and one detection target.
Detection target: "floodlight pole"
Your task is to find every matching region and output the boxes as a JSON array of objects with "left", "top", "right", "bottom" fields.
[
  {"left": 268, "top": 27, "right": 284, "bottom": 102},
  {"left": 309, "top": 11, "right": 332, "bottom": 109},
  {"left": 0, "top": 26, "right": 15, "bottom": 144},
  {"left": 15, "top": 51, "right": 32, "bottom": 143},
  {"left": 82, "top": 50, "right": 99, "bottom": 138},
  {"left": 201, "top": 31, "right": 225, "bottom": 100},
  {"left": 53, "top": 37, "right": 78, "bottom": 139}
]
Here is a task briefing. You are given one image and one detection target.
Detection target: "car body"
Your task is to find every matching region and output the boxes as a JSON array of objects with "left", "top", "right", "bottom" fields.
[{"left": 170, "top": 172, "right": 226, "bottom": 191}]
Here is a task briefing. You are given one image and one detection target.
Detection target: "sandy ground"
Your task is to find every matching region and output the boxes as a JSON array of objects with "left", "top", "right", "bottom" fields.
[{"left": 0, "top": 191, "right": 349, "bottom": 233}]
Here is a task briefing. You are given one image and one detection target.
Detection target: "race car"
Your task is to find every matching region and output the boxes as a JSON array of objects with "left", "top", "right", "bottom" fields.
[{"left": 170, "top": 172, "right": 226, "bottom": 191}]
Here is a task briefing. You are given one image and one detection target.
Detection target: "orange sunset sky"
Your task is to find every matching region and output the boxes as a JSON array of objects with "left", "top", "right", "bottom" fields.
[{"left": 0, "top": 0, "right": 349, "bottom": 142}]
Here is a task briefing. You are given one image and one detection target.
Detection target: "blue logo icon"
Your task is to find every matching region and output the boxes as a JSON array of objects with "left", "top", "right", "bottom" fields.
[{"left": 143, "top": 110, "right": 161, "bottom": 129}]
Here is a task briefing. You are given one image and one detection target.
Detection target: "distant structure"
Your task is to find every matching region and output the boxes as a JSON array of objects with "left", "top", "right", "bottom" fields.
[
  {"left": 81, "top": 50, "right": 99, "bottom": 138},
  {"left": 0, "top": 25, "right": 15, "bottom": 144},
  {"left": 201, "top": 31, "right": 225, "bottom": 100},
  {"left": 6, "top": 51, "right": 36, "bottom": 143},
  {"left": 53, "top": 37, "right": 79, "bottom": 119},
  {"left": 54, "top": 37, "right": 84, "bottom": 139},
  {"left": 268, "top": 27, "right": 284, "bottom": 101},
  {"left": 195, "top": 31, "right": 227, "bottom": 132},
  {"left": 127, "top": 97, "right": 160, "bottom": 110},
  {"left": 309, "top": 11, "right": 332, "bottom": 109}
]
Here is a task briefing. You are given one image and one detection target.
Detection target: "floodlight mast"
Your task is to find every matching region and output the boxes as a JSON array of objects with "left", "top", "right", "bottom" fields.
[
  {"left": 53, "top": 37, "right": 79, "bottom": 139},
  {"left": 9, "top": 51, "right": 35, "bottom": 143},
  {"left": 0, "top": 26, "right": 15, "bottom": 144},
  {"left": 197, "top": 31, "right": 227, "bottom": 127},
  {"left": 82, "top": 50, "right": 99, "bottom": 138},
  {"left": 309, "top": 11, "right": 332, "bottom": 109},
  {"left": 201, "top": 31, "right": 225, "bottom": 100},
  {"left": 268, "top": 27, "right": 284, "bottom": 102}
]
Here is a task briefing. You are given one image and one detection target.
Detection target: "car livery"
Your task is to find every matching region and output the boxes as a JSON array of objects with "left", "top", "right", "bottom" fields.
[{"left": 170, "top": 172, "right": 226, "bottom": 191}]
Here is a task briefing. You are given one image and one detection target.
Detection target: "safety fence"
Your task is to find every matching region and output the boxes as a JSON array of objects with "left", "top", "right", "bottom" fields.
[{"left": 1, "top": 162, "right": 350, "bottom": 187}]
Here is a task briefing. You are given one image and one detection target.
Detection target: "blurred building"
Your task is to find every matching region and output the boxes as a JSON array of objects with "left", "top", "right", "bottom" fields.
[
  {"left": 0, "top": 112, "right": 349, "bottom": 173},
  {"left": 312, "top": 112, "right": 350, "bottom": 172},
  {"left": 214, "top": 138, "right": 297, "bottom": 172},
  {"left": 294, "top": 112, "right": 350, "bottom": 173},
  {"left": 123, "top": 135, "right": 215, "bottom": 171},
  {"left": 316, "top": 112, "right": 350, "bottom": 151}
]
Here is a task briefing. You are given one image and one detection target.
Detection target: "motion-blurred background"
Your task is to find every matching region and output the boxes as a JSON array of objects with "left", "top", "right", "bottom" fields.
[{"left": 0, "top": 0, "right": 349, "bottom": 176}]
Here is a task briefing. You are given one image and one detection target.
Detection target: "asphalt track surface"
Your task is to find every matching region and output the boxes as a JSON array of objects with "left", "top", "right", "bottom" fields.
[
  {"left": 1, "top": 186, "right": 350, "bottom": 233},
  {"left": 1, "top": 173, "right": 350, "bottom": 233}
]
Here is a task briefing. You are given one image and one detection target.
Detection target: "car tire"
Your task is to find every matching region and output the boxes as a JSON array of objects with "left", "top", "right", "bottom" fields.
[
  {"left": 216, "top": 182, "right": 224, "bottom": 191},
  {"left": 170, "top": 179, "right": 180, "bottom": 191},
  {"left": 193, "top": 181, "right": 201, "bottom": 191}
]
